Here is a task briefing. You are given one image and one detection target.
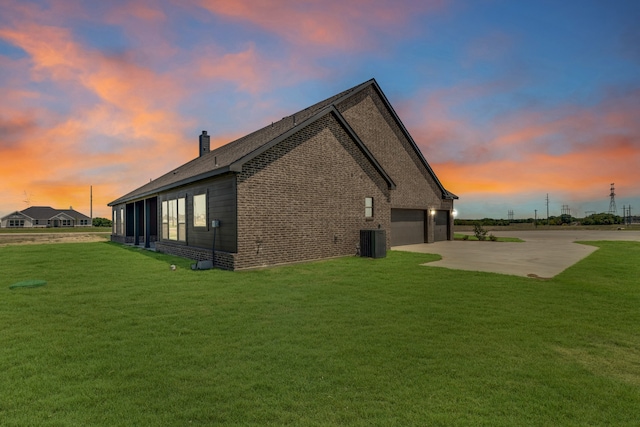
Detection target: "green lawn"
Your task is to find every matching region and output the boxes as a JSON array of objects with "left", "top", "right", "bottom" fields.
[{"left": 1, "top": 241, "right": 639, "bottom": 426}]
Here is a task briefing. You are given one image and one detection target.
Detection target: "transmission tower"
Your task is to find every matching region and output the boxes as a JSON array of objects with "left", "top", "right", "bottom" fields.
[
  {"left": 608, "top": 183, "right": 617, "bottom": 215},
  {"left": 508, "top": 210, "right": 514, "bottom": 222}
]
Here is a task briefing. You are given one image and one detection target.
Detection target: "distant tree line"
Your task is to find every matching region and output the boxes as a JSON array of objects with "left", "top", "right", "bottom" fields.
[{"left": 455, "top": 213, "right": 638, "bottom": 226}]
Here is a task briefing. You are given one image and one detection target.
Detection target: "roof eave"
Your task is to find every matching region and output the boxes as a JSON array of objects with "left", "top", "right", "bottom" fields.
[{"left": 108, "top": 166, "right": 233, "bottom": 206}]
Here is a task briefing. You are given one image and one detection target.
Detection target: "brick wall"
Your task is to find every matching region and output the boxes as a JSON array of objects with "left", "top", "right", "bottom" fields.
[
  {"left": 235, "top": 112, "right": 392, "bottom": 270},
  {"left": 338, "top": 86, "right": 448, "bottom": 211},
  {"left": 155, "top": 241, "right": 236, "bottom": 270}
]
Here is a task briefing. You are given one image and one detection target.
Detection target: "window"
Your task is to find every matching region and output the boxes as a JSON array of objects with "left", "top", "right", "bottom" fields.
[
  {"left": 120, "top": 208, "right": 124, "bottom": 235},
  {"left": 162, "top": 201, "right": 168, "bottom": 238},
  {"left": 193, "top": 193, "right": 207, "bottom": 227},
  {"left": 178, "top": 197, "right": 186, "bottom": 241},
  {"left": 168, "top": 199, "right": 177, "bottom": 240},
  {"left": 9, "top": 219, "right": 25, "bottom": 228},
  {"left": 365, "top": 197, "right": 374, "bottom": 218},
  {"left": 162, "top": 197, "right": 186, "bottom": 241},
  {"left": 113, "top": 210, "right": 116, "bottom": 234}
]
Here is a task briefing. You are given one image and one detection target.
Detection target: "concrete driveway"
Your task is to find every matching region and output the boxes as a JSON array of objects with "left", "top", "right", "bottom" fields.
[{"left": 393, "top": 230, "right": 640, "bottom": 278}]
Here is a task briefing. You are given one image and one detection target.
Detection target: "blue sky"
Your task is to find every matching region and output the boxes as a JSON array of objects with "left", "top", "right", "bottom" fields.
[{"left": 1, "top": 0, "right": 638, "bottom": 219}]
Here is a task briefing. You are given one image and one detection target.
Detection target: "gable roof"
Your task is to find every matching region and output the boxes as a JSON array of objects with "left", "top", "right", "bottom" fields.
[
  {"left": 21, "top": 206, "right": 63, "bottom": 220},
  {"left": 2, "top": 206, "right": 90, "bottom": 221},
  {"left": 109, "top": 78, "right": 456, "bottom": 205},
  {"left": 0, "top": 211, "right": 32, "bottom": 221},
  {"left": 358, "top": 80, "right": 458, "bottom": 200}
]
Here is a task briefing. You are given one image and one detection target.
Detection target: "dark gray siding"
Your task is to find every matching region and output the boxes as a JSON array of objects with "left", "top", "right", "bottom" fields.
[{"left": 159, "top": 173, "right": 237, "bottom": 253}]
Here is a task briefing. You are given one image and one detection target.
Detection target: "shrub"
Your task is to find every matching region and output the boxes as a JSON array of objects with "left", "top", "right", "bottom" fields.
[
  {"left": 489, "top": 234, "right": 498, "bottom": 241},
  {"left": 473, "top": 222, "right": 488, "bottom": 241}
]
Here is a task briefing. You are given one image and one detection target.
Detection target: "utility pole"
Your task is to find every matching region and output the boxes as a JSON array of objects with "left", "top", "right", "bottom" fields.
[
  {"left": 534, "top": 209, "right": 538, "bottom": 228},
  {"left": 609, "top": 183, "right": 617, "bottom": 215},
  {"left": 546, "top": 193, "right": 550, "bottom": 226}
]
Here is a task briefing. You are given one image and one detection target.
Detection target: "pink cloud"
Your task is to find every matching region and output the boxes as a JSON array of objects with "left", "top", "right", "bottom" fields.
[{"left": 194, "top": 0, "right": 442, "bottom": 50}]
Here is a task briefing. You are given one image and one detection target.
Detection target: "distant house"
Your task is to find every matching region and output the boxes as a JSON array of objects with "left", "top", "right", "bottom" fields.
[
  {"left": 108, "top": 79, "right": 457, "bottom": 270},
  {"left": 0, "top": 206, "right": 92, "bottom": 228}
]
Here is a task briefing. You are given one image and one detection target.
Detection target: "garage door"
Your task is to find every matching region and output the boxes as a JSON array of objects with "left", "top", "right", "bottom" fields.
[{"left": 391, "top": 209, "right": 425, "bottom": 246}]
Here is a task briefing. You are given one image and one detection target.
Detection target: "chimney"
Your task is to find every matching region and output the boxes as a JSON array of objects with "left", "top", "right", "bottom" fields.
[{"left": 199, "top": 130, "right": 210, "bottom": 157}]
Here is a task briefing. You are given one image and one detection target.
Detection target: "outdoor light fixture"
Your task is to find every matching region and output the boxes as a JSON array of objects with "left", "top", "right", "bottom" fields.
[
  {"left": 452, "top": 209, "right": 458, "bottom": 218},
  {"left": 430, "top": 209, "right": 436, "bottom": 216}
]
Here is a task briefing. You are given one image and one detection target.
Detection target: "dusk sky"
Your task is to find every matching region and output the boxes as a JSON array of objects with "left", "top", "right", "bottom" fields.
[{"left": 1, "top": 0, "right": 639, "bottom": 220}]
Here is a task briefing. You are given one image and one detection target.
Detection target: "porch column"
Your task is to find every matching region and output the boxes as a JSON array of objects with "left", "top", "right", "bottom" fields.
[
  {"left": 144, "top": 198, "right": 151, "bottom": 249},
  {"left": 134, "top": 202, "right": 140, "bottom": 246}
]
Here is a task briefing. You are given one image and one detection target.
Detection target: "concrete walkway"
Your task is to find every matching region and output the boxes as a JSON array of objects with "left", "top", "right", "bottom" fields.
[{"left": 393, "top": 230, "right": 640, "bottom": 278}]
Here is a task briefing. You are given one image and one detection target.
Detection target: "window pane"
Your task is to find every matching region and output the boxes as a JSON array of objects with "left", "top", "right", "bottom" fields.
[
  {"left": 193, "top": 194, "right": 207, "bottom": 227},
  {"left": 162, "top": 201, "right": 168, "bottom": 223},
  {"left": 365, "top": 197, "right": 373, "bottom": 218},
  {"left": 168, "top": 199, "right": 178, "bottom": 240},
  {"left": 178, "top": 198, "right": 186, "bottom": 241}
]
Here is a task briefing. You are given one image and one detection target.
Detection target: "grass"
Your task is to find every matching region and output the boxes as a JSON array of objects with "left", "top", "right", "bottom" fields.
[
  {"left": 1, "top": 241, "right": 639, "bottom": 425},
  {"left": 454, "top": 232, "right": 524, "bottom": 242}
]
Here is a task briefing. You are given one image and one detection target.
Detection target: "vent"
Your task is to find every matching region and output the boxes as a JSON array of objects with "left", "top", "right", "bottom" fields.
[{"left": 360, "top": 229, "right": 386, "bottom": 258}]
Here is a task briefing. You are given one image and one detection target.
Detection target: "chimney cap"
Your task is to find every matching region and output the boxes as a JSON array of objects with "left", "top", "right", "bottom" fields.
[{"left": 201, "top": 130, "right": 208, "bottom": 135}]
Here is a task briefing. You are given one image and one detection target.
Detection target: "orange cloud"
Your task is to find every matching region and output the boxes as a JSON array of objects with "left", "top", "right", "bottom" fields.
[
  {"left": 0, "top": 15, "right": 196, "bottom": 217},
  {"left": 407, "top": 83, "right": 640, "bottom": 208}
]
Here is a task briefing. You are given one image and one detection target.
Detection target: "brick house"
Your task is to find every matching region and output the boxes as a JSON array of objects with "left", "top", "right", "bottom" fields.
[
  {"left": 0, "top": 206, "right": 92, "bottom": 228},
  {"left": 108, "top": 79, "right": 457, "bottom": 270}
]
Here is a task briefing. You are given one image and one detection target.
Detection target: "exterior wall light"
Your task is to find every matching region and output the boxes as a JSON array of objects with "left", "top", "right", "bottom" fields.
[
  {"left": 430, "top": 209, "right": 436, "bottom": 216},
  {"left": 452, "top": 209, "right": 458, "bottom": 218}
]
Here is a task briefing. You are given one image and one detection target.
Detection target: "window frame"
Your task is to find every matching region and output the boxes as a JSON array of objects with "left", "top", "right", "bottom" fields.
[
  {"left": 162, "top": 196, "right": 187, "bottom": 242},
  {"left": 193, "top": 193, "right": 208, "bottom": 228},
  {"left": 365, "top": 197, "right": 374, "bottom": 219}
]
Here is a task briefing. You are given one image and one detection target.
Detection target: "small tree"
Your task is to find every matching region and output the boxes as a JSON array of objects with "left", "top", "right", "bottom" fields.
[{"left": 473, "top": 222, "right": 488, "bottom": 241}]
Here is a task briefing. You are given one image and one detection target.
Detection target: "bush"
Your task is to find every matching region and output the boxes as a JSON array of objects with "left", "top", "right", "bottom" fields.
[
  {"left": 93, "top": 217, "right": 113, "bottom": 227},
  {"left": 473, "top": 223, "right": 488, "bottom": 241},
  {"left": 489, "top": 234, "right": 497, "bottom": 241}
]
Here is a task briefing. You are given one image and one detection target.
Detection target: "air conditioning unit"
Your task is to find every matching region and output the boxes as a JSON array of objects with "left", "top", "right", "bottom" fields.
[{"left": 360, "top": 229, "right": 386, "bottom": 258}]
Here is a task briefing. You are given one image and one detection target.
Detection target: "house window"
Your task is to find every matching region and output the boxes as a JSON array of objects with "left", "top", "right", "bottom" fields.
[
  {"left": 162, "top": 201, "right": 168, "bottom": 238},
  {"left": 120, "top": 208, "right": 124, "bottom": 235},
  {"left": 193, "top": 193, "right": 207, "bottom": 227},
  {"left": 162, "top": 197, "right": 186, "bottom": 241},
  {"left": 365, "top": 197, "right": 374, "bottom": 218},
  {"left": 178, "top": 197, "right": 186, "bottom": 241},
  {"left": 9, "top": 219, "right": 25, "bottom": 228},
  {"left": 113, "top": 210, "right": 117, "bottom": 234}
]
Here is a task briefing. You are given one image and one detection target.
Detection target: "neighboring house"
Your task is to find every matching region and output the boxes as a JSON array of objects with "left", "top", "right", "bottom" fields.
[
  {"left": 0, "top": 206, "right": 92, "bottom": 228},
  {"left": 108, "top": 79, "right": 457, "bottom": 270}
]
